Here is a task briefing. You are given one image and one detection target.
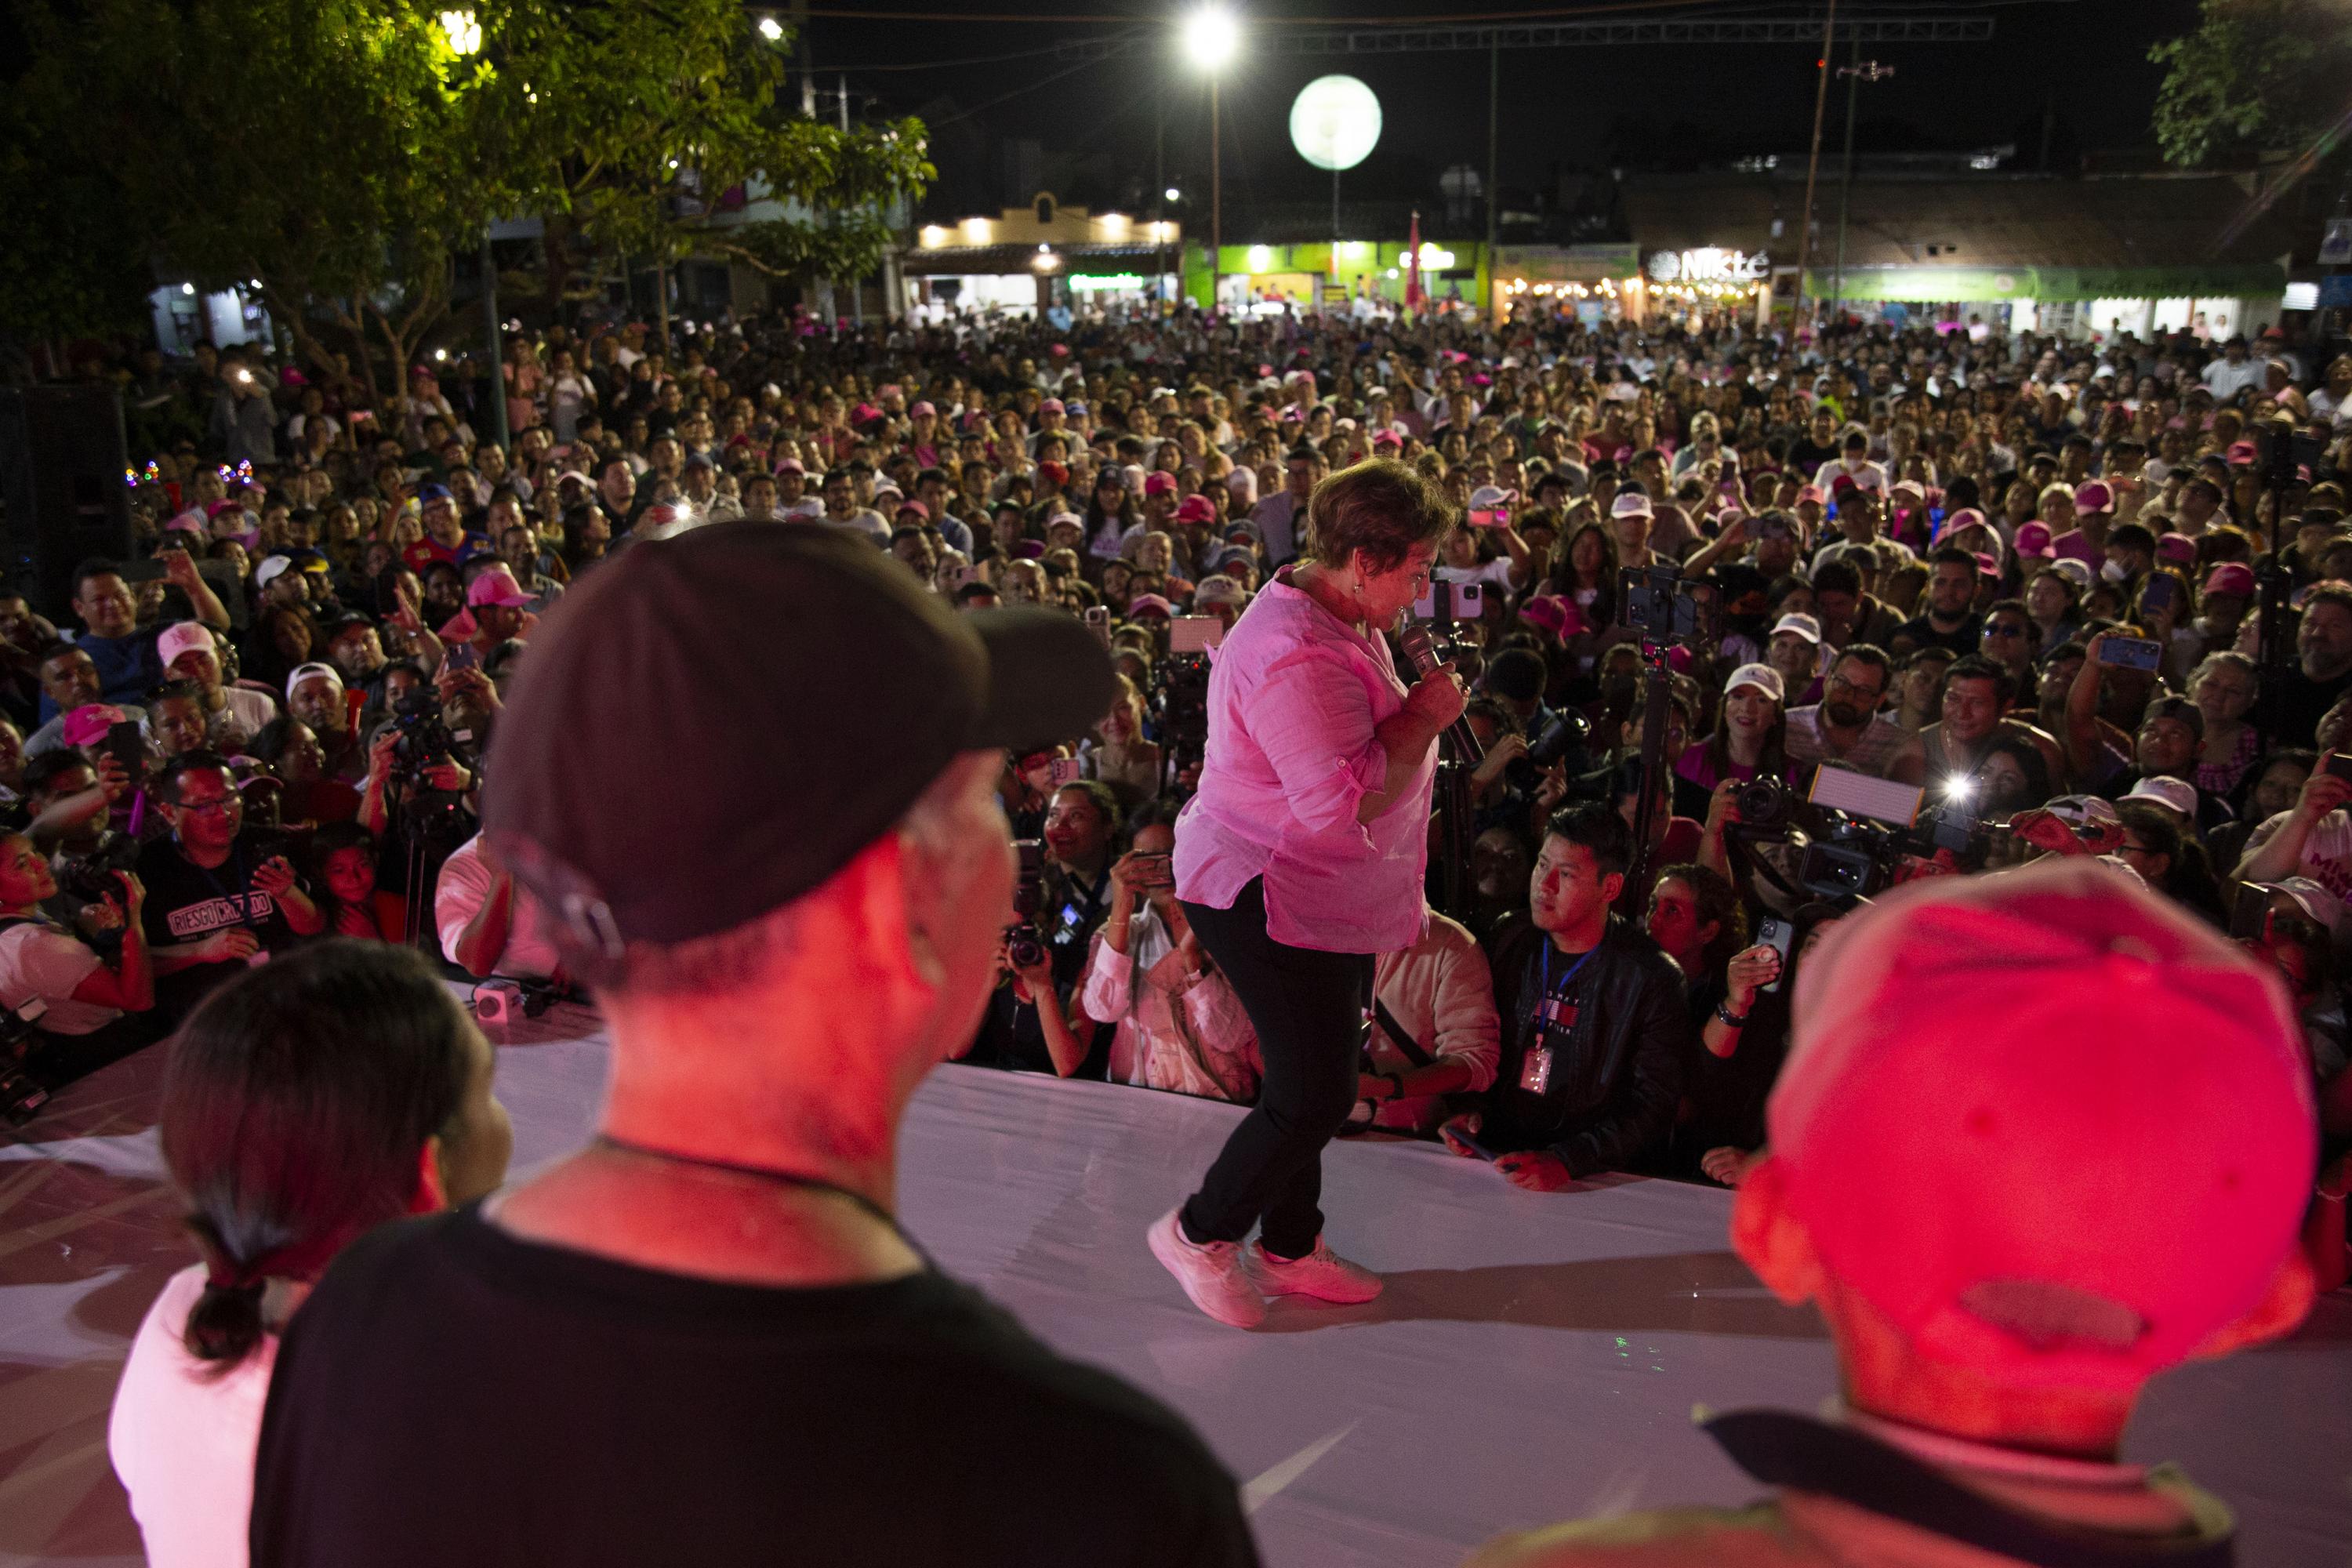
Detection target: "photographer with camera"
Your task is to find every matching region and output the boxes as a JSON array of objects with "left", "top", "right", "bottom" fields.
[
  {"left": 1080, "top": 807, "right": 1261, "bottom": 1102},
  {"left": 0, "top": 831, "right": 155, "bottom": 1115},
  {"left": 966, "top": 781, "right": 1121, "bottom": 1078},
  {"left": 136, "top": 752, "right": 324, "bottom": 1020}
]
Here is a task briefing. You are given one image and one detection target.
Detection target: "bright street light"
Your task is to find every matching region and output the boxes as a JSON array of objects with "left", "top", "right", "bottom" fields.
[
  {"left": 1179, "top": 9, "right": 1240, "bottom": 322},
  {"left": 757, "top": 14, "right": 783, "bottom": 41},
  {"left": 438, "top": 9, "right": 481, "bottom": 56},
  {"left": 1180, "top": 7, "right": 1239, "bottom": 71},
  {"left": 1165, "top": 186, "right": 1181, "bottom": 201}
]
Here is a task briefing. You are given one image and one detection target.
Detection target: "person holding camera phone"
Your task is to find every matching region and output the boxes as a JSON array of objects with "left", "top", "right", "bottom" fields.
[
  {"left": 2066, "top": 633, "right": 2234, "bottom": 835},
  {"left": 1080, "top": 810, "right": 1261, "bottom": 1104},
  {"left": 0, "top": 831, "right": 157, "bottom": 1103}
]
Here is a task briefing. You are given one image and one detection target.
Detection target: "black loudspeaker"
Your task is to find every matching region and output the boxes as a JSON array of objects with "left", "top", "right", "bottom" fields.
[{"left": 0, "top": 386, "right": 135, "bottom": 619}]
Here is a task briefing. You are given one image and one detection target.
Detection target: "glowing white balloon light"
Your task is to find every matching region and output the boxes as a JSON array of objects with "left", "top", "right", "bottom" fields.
[{"left": 1288, "top": 74, "right": 1381, "bottom": 172}]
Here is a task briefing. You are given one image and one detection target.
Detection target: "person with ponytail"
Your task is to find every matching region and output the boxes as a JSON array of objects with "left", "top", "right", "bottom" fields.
[{"left": 108, "top": 940, "right": 510, "bottom": 1568}]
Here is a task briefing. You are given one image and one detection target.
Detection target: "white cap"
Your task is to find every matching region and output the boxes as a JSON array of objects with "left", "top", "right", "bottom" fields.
[
  {"left": 1611, "top": 490, "right": 1653, "bottom": 519},
  {"left": 1771, "top": 612, "right": 1824, "bottom": 644},
  {"left": 1726, "top": 662, "right": 1786, "bottom": 702},
  {"left": 1468, "top": 485, "right": 1517, "bottom": 512},
  {"left": 285, "top": 661, "right": 343, "bottom": 700},
  {"left": 2044, "top": 793, "right": 2122, "bottom": 830},
  {"left": 252, "top": 554, "right": 293, "bottom": 590},
  {"left": 2254, "top": 876, "right": 2347, "bottom": 931},
  {"left": 2121, "top": 775, "right": 2199, "bottom": 820}
]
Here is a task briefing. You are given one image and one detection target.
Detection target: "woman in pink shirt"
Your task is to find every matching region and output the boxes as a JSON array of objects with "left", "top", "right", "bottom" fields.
[{"left": 1148, "top": 459, "right": 1465, "bottom": 1329}]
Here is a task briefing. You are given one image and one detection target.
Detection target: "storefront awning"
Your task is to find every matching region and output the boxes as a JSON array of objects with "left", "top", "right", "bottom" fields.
[{"left": 1805, "top": 261, "right": 2288, "bottom": 303}]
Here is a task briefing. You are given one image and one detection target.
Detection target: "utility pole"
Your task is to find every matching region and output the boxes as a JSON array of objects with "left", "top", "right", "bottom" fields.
[
  {"left": 1792, "top": 0, "right": 1838, "bottom": 331},
  {"left": 1155, "top": 90, "right": 1167, "bottom": 307},
  {"left": 1832, "top": 50, "right": 1892, "bottom": 322},
  {"left": 1485, "top": 38, "right": 1500, "bottom": 319},
  {"left": 1210, "top": 76, "right": 1221, "bottom": 318},
  {"left": 480, "top": 233, "right": 509, "bottom": 448}
]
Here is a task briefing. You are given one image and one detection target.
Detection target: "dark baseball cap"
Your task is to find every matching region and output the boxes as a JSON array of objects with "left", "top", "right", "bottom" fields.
[{"left": 483, "top": 521, "right": 1115, "bottom": 949}]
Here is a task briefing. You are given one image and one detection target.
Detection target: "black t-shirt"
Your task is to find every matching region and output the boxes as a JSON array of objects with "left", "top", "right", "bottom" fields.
[
  {"left": 135, "top": 833, "right": 301, "bottom": 1016},
  {"left": 1893, "top": 612, "right": 1982, "bottom": 658},
  {"left": 250, "top": 1206, "right": 1258, "bottom": 1568},
  {"left": 2268, "top": 665, "right": 2352, "bottom": 749}
]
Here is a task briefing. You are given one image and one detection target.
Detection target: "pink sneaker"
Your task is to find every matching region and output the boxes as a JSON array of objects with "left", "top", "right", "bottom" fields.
[
  {"left": 1147, "top": 1207, "right": 1266, "bottom": 1328},
  {"left": 1245, "top": 1236, "right": 1383, "bottom": 1304}
]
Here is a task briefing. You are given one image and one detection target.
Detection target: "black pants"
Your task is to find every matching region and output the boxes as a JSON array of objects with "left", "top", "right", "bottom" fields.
[{"left": 1178, "top": 879, "right": 1373, "bottom": 1259}]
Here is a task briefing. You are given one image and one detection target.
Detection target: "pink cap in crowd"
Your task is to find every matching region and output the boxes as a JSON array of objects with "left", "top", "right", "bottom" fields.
[
  {"left": 1125, "top": 593, "right": 1175, "bottom": 619},
  {"left": 156, "top": 621, "right": 216, "bottom": 669},
  {"left": 60, "top": 704, "right": 129, "bottom": 750},
  {"left": 1518, "top": 594, "right": 1583, "bottom": 639},
  {"left": 466, "top": 567, "right": 533, "bottom": 608},
  {"left": 1768, "top": 859, "right": 2314, "bottom": 1391},
  {"left": 2204, "top": 561, "right": 2256, "bottom": 598},
  {"left": 1174, "top": 494, "right": 1217, "bottom": 524},
  {"left": 2013, "top": 521, "right": 2056, "bottom": 559},
  {"left": 2154, "top": 533, "right": 2198, "bottom": 566},
  {"left": 1143, "top": 471, "right": 1178, "bottom": 495},
  {"left": 2073, "top": 480, "right": 2114, "bottom": 515},
  {"left": 1040, "top": 397, "right": 1065, "bottom": 413}
]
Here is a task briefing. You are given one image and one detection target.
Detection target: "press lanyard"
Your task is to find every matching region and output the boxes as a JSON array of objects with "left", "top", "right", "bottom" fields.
[
  {"left": 187, "top": 841, "right": 253, "bottom": 927},
  {"left": 1536, "top": 941, "right": 1599, "bottom": 1011}
]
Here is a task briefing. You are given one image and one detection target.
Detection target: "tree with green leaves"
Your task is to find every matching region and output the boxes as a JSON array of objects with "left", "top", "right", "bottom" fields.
[
  {"left": 0, "top": 0, "right": 929, "bottom": 401},
  {"left": 2148, "top": 0, "right": 2352, "bottom": 167}
]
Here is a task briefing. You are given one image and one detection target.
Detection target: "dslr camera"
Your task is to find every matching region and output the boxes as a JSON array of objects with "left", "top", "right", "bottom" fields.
[
  {"left": 1004, "top": 838, "right": 1047, "bottom": 971},
  {"left": 1733, "top": 767, "right": 1990, "bottom": 902}
]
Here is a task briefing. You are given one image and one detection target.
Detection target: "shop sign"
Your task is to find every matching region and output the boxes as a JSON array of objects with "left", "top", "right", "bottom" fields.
[{"left": 1646, "top": 248, "right": 1769, "bottom": 284}]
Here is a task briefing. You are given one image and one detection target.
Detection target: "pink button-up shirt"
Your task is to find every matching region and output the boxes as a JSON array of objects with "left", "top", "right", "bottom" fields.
[{"left": 1173, "top": 568, "right": 1435, "bottom": 954}]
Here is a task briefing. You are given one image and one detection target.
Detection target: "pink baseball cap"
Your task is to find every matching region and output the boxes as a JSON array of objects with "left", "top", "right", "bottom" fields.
[
  {"left": 61, "top": 704, "right": 129, "bottom": 750},
  {"left": 2013, "top": 521, "right": 2056, "bottom": 559},
  {"left": 2227, "top": 439, "right": 2259, "bottom": 465},
  {"left": 157, "top": 621, "right": 217, "bottom": 670},
  {"left": 1518, "top": 594, "right": 1584, "bottom": 640},
  {"left": 2204, "top": 561, "right": 2256, "bottom": 597},
  {"left": 1973, "top": 551, "right": 2001, "bottom": 580},
  {"left": 2154, "top": 532, "right": 2198, "bottom": 567},
  {"left": 1174, "top": 494, "right": 1216, "bottom": 524},
  {"left": 1767, "top": 859, "right": 2315, "bottom": 1391},
  {"left": 1941, "top": 506, "right": 1987, "bottom": 535},
  {"left": 1039, "top": 397, "right": 1065, "bottom": 414},
  {"left": 466, "top": 567, "right": 533, "bottom": 608},
  {"left": 1142, "top": 470, "right": 1178, "bottom": 495},
  {"left": 1125, "top": 593, "right": 1175, "bottom": 619},
  {"left": 2073, "top": 480, "right": 2115, "bottom": 515},
  {"left": 1371, "top": 430, "right": 1403, "bottom": 448},
  {"left": 909, "top": 401, "right": 935, "bottom": 417}
]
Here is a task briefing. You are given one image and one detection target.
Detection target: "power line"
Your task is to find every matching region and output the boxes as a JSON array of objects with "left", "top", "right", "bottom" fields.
[{"left": 1053, "top": 11, "right": 1994, "bottom": 56}]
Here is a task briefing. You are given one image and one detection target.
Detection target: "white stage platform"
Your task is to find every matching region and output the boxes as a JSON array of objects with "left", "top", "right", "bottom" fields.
[{"left": 3, "top": 1000, "right": 2349, "bottom": 1566}]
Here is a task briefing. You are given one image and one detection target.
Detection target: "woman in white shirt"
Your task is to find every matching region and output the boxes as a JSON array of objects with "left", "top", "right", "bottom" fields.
[
  {"left": 109, "top": 941, "right": 511, "bottom": 1568},
  {"left": 1080, "top": 812, "right": 1260, "bottom": 1103}
]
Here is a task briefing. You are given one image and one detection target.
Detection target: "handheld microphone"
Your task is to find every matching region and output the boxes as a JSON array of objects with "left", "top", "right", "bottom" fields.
[{"left": 1397, "top": 620, "right": 1483, "bottom": 764}]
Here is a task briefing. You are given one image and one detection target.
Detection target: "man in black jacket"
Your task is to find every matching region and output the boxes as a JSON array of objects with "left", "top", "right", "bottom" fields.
[{"left": 1443, "top": 803, "right": 1690, "bottom": 1190}]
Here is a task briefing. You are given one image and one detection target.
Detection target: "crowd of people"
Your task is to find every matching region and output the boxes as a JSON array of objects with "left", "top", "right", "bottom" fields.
[
  {"left": 9, "top": 292, "right": 2349, "bottom": 1563},
  {"left": 16, "top": 302, "right": 2352, "bottom": 1201}
]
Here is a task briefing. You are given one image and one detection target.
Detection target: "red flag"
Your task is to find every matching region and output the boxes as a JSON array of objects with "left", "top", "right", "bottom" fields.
[{"left": 1405, "top": 209, "right": 1423, "bottom": 314}]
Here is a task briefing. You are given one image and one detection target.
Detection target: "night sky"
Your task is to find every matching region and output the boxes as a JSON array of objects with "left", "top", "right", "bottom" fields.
[{"left": 803, "top": 0, "right": 2201, "bottom": 224}]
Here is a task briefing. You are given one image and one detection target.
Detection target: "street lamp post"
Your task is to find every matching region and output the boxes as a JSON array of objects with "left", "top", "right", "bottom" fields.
[
  {"left": 1181, "top": 7, "right": 1238, "bottom": 318},
  {"left": 1832, "top": 53, "right": 1894, "bottom": 322}
]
